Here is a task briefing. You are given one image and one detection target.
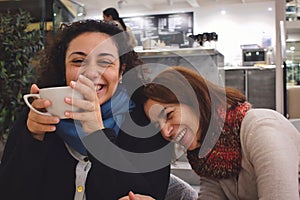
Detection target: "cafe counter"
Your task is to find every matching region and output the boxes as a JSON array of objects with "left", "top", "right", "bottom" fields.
[
  {"left": 136, "top": 48, "right": 224, "bottom": 85},
  {"left": 136, "top": 47, "right": 276, "bottom": 110},
  {"left": 224, "top": 65, "right": 276, "bottom": 109}
]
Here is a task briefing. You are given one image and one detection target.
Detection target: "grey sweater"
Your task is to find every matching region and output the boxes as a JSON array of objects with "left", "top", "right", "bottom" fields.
[{"left": 197, "top": 109, "right": 300, "bottom": 200}]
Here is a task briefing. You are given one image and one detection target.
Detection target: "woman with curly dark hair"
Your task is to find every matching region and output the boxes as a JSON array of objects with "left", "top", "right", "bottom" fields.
[{"left": 0, "top": 20, "right": 170, "bottom": 200}]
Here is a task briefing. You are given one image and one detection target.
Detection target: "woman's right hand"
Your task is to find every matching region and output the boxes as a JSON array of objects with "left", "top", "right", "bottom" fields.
[{"left": 26, "top": 84, "right": 60, "bottom": 141}]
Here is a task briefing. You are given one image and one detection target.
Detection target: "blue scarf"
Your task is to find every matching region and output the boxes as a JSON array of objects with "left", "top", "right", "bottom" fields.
[{"left": 55, "top": 86, "right": 135, "bottom": 155}]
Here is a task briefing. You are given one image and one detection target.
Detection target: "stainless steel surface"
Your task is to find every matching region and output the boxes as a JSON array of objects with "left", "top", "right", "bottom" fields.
[
  {"left": 137, "top": 48, "right": 222, "bottom": 57},
  {"left": 137, "top": 48, "right": 224, "bottom": 84},
  {"left": 225, "top": 67, "right": 276, "bottom": 109}
]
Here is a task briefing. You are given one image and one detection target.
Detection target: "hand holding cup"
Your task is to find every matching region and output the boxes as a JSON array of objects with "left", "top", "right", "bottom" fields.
[{"left": 24, "top": 85, "right": 83, "bottom": 140}]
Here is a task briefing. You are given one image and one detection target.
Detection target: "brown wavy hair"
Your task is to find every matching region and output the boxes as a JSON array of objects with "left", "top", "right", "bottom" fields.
[{"left": 143, "top": 66, "right": 246, "bottom": 145}]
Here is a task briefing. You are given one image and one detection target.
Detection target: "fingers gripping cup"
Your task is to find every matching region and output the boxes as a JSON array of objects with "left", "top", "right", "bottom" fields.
[{"left": 23, "top": 86, "right": 83, "bottom": 119}]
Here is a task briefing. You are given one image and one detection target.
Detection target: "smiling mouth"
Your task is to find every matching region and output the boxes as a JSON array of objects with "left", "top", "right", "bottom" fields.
[
  {"left": 95, "top": 84, "right": 104, "bottom": 91},
  {"left": 174, "top": 128, "right": 187, "bottom": 144}
]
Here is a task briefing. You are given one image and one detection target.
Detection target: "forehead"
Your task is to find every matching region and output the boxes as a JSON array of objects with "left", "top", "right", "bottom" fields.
[
  {"left": 67, "top": 32, "right": 118, "bottom": 56},
  {"left": 145, "top": 99, "right": 166, "bottom": 119}
]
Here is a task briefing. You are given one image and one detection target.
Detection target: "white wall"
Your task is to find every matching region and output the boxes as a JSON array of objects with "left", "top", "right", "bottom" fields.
[
  {"left": 193, "top": 2, "right": 275, "bottom": 65},
  {"left": 86, "top": 1, "right": 275, "bottom": 66}
]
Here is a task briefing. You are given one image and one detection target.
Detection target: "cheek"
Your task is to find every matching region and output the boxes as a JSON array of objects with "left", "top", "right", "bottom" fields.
[
  {"left": 104, "top": 68, "right": 120, "bottom": 85},
  {"left": 162, "top": 134, "right": 171, "bottom": 142},
  {"left": 183, "top": 109, "right": 199, "bottom": 132},
  {"left": 65, "top": 66, "right": 80, "bottom": 85},
  {"left": 98, "top": 69, "right": 120, "bottom": 102}
]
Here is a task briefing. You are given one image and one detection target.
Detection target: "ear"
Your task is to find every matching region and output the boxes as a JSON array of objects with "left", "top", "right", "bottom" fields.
[
  {"left": 120, "top": 63, "right": 126, "bottom": 75},
  {"left": 119, "top": 63, "right": 126, "bottom": 82}
]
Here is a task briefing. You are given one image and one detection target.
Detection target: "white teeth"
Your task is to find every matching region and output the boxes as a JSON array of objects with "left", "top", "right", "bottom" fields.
[
  {"left": 95, "top": 85, "right": 104, "bottom": 91},
  {"left": 174, "top": 128, "right": 187, "bottom": 143}
]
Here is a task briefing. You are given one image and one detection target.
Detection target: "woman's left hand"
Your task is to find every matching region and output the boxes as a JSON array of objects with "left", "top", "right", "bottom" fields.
[
  {"left": 119, "top": 191, "right": 155, "bottom": 200},
  {"left": 65, "top": 75, "right": 104, "bottom": 134}
]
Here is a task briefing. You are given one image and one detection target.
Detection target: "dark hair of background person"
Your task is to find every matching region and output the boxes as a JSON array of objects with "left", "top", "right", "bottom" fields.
[
  {"left": 37, "top": 20, "right": 142, "bottom": 88},
  {"left": 103, "top": 7, "right": 127, "bottom": 31},
  {"left": 144, "top": 66, "right": 246, "bottom": 145}
]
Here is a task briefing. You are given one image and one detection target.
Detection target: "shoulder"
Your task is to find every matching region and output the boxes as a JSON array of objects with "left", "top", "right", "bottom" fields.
[
  {"left": 241, "top": 109, "right": 296, "bottom": 135},
  {"left": 118, "top": 104, "right": 169, "bottom": 153},
  {"left": 240, "top": 108, "right": 300, "bottom": 153},
  {"left": 243, "top": 108, "right": 284, "bottom": 122},
  {"left": 126, "top": 26, "right": 132, "bottom": 31},
  {"left": 113, "top": 20, "right": 124, "bottom": 30}
]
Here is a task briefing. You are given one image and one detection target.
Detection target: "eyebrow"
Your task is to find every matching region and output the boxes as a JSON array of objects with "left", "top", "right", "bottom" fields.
[
  {"left": 68, "top": 52, "right": 116, "bottom": 58},
  {"left": 68, "top": 51, "right": 87, "bottom": 58},
  {"left": 98, "top": 52, "right": 115, "bottom": 58}
]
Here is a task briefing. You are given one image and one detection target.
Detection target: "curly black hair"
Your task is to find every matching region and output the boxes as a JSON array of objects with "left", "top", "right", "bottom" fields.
[{"left": 37, "top": 20, "right": 143, "bottom": 88}]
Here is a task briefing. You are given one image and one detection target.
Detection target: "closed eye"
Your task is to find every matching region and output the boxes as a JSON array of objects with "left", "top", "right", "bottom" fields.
[
  {"left": 71, "top": 59, "right": 87, "bottom": 67},
  {"left": 166, "top": 111, "right": 173, "bottom": 120},
  {"left": 97, "top": 60, "right": 113, "bottom": 67},
  {"left": 72, "top": 59, "right": 84, "bottom": 63}
]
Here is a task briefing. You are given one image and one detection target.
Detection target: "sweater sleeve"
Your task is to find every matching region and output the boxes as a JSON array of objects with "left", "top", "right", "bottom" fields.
[
  {"left": 198, "top": 177, "right": 228, "bottom": 200},
  {"left": 240, "top": 109, "right": 300, "bottom": 200},
  {"left": 0, "top": 108, "right": 48, "bottom": 200}
]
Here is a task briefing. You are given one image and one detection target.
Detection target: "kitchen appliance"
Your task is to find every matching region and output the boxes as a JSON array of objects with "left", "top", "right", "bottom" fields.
[{"left": 242, "top": 48, "right": 266, "bottom": 66}]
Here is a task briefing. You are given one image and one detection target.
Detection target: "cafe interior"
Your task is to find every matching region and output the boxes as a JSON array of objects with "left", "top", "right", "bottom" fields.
[{"left": 1, "top": 0, "right": 300, "bottom": 192}]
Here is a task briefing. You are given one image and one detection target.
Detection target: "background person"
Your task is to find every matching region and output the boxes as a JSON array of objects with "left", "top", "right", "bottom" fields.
[
  {"left": 103, "top": 7, "right": 138, "bottom": 49},
  {"left": 140, "top": 66, "right": 300, "bottom": 199},
  {"left": 0, "top": 20, "right": 170, "bottom": 200}
]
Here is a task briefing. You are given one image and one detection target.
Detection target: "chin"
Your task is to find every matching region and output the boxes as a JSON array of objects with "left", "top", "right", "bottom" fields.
[
  {"left": 187, "top": 143, "right": 198, "bottom": 151},
  {"left": 97, "top": 96, "right": 108, "bottom": 105},
  {"left": 187, "top": 146, "right": 194, "bottom": 151}
]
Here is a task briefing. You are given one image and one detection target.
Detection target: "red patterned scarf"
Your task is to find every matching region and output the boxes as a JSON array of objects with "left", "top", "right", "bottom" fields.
[{"left": 187, "top": 102, "right": 252, "bottom": 179}]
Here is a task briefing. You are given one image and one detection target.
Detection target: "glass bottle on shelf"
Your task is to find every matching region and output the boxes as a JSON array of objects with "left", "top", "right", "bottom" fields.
[
  {"left": 202, "top": 32, "right": 210, "bottom": 47},
  {"left": 210, "top": 32, "right": 218, "bottom": 49},
  {"left": 286, "top": 0, "right": 298, "bottom": 21}
]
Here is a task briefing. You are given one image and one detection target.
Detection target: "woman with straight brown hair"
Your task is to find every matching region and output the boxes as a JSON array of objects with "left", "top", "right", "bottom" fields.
[{"left": 122, "top": 66, "right": 300, "bottom": 199}]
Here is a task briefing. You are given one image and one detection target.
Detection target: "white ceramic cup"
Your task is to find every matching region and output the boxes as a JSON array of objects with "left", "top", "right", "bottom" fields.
[{"left": 23, "top": 86, "right": 83, "bottom": 119}]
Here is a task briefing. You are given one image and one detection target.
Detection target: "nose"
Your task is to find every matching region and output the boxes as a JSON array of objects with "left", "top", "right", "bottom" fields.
[
  {"left": 160, "top": 122, "right": 173, "bottom": 139},
  {"left": 82, "top": 66, "right": 102, "bottom": 82}
]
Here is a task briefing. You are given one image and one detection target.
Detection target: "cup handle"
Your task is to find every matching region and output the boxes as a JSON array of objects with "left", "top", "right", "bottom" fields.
[{"left": 23, "top": 94, "right": 52, "bottom": 116}]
